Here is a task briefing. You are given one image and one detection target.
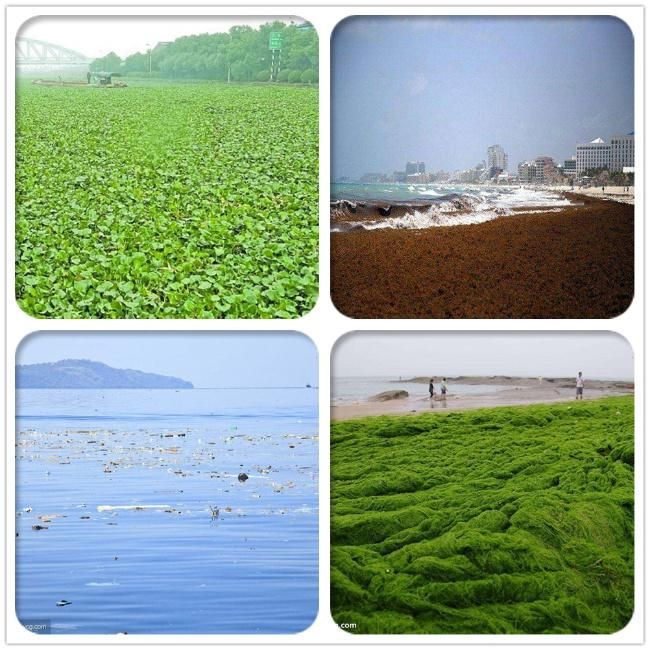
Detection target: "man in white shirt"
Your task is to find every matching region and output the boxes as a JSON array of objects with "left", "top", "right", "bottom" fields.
[{"left": 576, "top": 372, "right": 584, "bottom": 400}]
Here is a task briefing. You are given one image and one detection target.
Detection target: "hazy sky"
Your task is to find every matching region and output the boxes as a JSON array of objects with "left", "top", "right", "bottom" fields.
[
  {"left": 332, "top": 16, "right": 634, "bottom": 178},
  {"left": 19, "top": 15, "right": 298, "bottom": 59},
  {"left": 17, "top": 332, "right": 317, "bottom": 388},
  {"left": 333, "top": 332, "right": 633, "bottom": 380}
]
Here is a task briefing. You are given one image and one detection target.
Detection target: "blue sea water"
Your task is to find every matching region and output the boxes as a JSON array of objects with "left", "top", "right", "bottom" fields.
[
  {"left": 331, "top": 181, "right": 474, "bottom": 202},
  {"left": 332, "top": 376, "right": 513, "bottom": 404},
  {"left": 15, "top": 388, "right": 318, "bottom": 635}
]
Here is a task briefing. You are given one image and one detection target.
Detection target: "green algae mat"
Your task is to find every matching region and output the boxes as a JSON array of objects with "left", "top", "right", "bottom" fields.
[
  {"left": 331, "top": 396, "right": 634, "bottom": 634},
  {"left": 16, "top": 81, "right": 318, "bottom": 318}
]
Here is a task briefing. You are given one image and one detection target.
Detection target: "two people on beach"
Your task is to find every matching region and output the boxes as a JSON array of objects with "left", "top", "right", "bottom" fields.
[
  {"left": 429, "top": 378, "right": 448, "bottom": 400},
  {"left": 576, "top": 371, "right": 584, "bottom": 400}
]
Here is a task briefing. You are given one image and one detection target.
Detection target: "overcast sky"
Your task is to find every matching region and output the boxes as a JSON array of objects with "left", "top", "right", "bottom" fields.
[
  {"left": 19, "top": 15, "right": 299, "bottom": 59},
  {"left": 333, "top": 332, "right": 633, "bottom": 380},
  {"left": 332, "top": 16, "right": 634, "bottom": 178},
  {"left": 17, "top": 332, "right": 317, "bottom": 388}
]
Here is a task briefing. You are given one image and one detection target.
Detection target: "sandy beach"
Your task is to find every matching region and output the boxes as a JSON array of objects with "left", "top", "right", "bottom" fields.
[
  {"left": 331, "top": 376, "right": 634, "bottom": 420},
  {"left": 331, "top": 193, "right": 633, "bottom": 319}
]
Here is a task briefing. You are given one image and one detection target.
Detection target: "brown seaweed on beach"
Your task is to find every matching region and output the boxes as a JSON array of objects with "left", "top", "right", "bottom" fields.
[{"left": 331, "top": 194, "right": 633, "bottom": 319}]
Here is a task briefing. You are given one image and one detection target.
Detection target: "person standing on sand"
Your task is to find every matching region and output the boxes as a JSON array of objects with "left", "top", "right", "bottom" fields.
[
  {"left": 429, "top": 379, "right": 435, "bottom": 399},
  {"left": 576, "top": 371, "right": 584, "bottom": 400},
  {"left": 441, "top": 378, "right": 448, "bottom": 398}
]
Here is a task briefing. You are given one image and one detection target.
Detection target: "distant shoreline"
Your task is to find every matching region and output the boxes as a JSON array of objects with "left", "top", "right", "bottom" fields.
[{"left": 331, "top": 376, "right": 634, "bottom": 421}]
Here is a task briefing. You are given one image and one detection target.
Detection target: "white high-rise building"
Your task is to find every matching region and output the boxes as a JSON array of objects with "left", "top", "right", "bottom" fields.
[
  {"left": 610, "top": 133, "right": 634, "bottom": 172},
  {"left": 487, "top": 144, "right": 508, "bottom": 177},
  {"left": 576, "top": 137, "right": 611, "bottom": 174},
  {"left": 517, "top": 161, "right": 535, "bottom": 183}
]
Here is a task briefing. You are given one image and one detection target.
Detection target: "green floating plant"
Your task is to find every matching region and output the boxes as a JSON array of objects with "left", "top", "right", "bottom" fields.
[{"left": 16, "top": 81, "right": 318, "bottom": 318}]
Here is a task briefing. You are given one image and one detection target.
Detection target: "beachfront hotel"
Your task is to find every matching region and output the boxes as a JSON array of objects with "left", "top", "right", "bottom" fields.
[
  {"left": 487, "top": 144, "right": 508, "bottom": 177},
  {"left": 534, "top": 156, "right": 556, "bottom": 183},
  {"left": 405, "top": 161, "right": 426, "bottom": 175},
  {"left": 517, "top": 160, "right": 536, "bottom": 183},
  {"left": 610, "top": 133, "right": 635, "bottom": 172},
  {"left": 576, "top": 137, "right": 611, "bottom": 174}
]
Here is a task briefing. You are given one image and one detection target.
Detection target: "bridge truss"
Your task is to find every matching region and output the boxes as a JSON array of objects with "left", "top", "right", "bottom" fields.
[{"left": 16, "top": 37, "right": 92, "bottom": 66}]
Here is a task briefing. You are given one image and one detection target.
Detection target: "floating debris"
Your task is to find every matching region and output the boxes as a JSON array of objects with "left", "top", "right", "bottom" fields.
[
  {"left": 38, "top": 514, "right": 66, "bottom": 522},
  {"left": 56, "top": 600, "right": 72, "bottom": 607},
  {"left": 237, "top": 473, "right": 249, "bottom": 482},
  {"left": 97, "top": 504, "right": 171, "bottom": 512},
  {"left": 32, "top": 524, "right": 48, "bottom": 531}
]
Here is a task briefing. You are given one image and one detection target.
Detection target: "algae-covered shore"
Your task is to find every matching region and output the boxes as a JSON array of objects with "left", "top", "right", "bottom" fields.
[
  {"left": 331, "top": 396, "right": 634, "bottom": 634},
  {"left": 330, "top": 194, "right": 633, "bottom": 318}
]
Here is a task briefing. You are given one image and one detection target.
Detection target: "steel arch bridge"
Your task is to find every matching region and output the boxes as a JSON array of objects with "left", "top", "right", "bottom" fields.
[{"left": 16, "top": 37, "right": 92, "bottom": 65}]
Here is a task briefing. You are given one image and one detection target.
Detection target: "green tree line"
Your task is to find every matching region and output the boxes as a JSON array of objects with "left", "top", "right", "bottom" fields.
[{"left": 90, "top": 21, "right": 318, "bottom": 83}]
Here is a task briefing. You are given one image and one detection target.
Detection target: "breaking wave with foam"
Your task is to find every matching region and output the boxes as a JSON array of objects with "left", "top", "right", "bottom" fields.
[{"left": 331, "top": 184, "right": 572, "bottom": 232}]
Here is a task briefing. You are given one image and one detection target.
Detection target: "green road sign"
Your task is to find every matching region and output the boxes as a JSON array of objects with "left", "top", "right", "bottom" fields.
[{"left": 269, "top": 32, "right": 283, "bottom": 50}]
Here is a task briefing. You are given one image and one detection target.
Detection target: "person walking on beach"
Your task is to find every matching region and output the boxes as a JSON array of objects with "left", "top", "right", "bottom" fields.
[
  {"left": 576, "top": 371, "right": 584, "bottom": 400},
  {"left": 429, "top": 379, "right": 435, "bottom": 399},
  {"left": 440, "top": 378, "right": 448, "bottom": 398}
]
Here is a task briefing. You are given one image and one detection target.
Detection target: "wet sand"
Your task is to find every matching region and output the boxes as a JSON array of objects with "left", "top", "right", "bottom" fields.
[
  {"left": 331, "top": 194, "right": 633, "bottom": 318},
  {"left": 331, "top": 377, "right": 633, "bottom": 421}
]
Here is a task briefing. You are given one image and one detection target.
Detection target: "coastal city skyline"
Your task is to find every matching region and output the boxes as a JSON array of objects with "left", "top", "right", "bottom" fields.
[
  {"left": 339, "top": 131, "right": 635, "bottom": 185},
  {"left": 332, "top": 16, "right": 633, "bottom": 180}
]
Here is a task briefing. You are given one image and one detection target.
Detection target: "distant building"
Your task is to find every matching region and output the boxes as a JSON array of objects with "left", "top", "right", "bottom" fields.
[
  {"left": 517, "top": 160, "right": 536, "bottom": 183},
  {"left": 487, "top": 144, "right": 508, "bottom": 178},
  {"left": 392, "top": 170, "right": 407, "bottom": 183},
  {"left": 405, "top": 161, "right": 425, "bottom": 175},
  {"left": 610, "top": 133, "right": 634, "bottom": 172},
  {"left": 453, "top": 166, "right": 483, "bottom": 183},
  {"left": 432, "top": 170, "right": 450, "bottom": 182},
  {"left": 576, "top": 137, "right": 611, "bottom": 174},
  {"left": 563, "top": 157, "right": 577, "bottom": 177},
  {"left": 358, "top": 173, "right": 388, "bottom": 184},
  {"left": 406, "top": 172, "right": 428, "bottom": 184},
  {"left": 534, "top": 156, "right": 556, "bottom": 183}
]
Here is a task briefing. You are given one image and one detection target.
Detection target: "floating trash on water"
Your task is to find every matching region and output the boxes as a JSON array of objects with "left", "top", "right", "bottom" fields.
[
  {"left": 97, "top": 504, "right": 171, "bottom": 512},
  {"left": 238, "top": 473, "right": 249, "bottom": 482},
  {"left": 32, "top": 525, "right": 48, "bottom": 531},
  {"left": 38, "top": 514, "right": 66, "bottom": 523},
  {"left": 56, "top": 600, "right": 71, "bottom": 607},
  {"left": 86, "top": 581, "right": 119, "bottom": 587},
  {"left": 23, "top": 507, "right": 32, "bottom": 513}
]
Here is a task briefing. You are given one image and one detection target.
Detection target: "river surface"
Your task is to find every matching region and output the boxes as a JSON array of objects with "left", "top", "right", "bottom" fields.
[{"left": 15, "top": 388, "right": 318, "bottom": 634}]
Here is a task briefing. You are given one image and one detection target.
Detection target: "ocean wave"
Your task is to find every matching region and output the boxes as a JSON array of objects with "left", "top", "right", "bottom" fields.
[{"left": 331, "top": 187, "right": 572, "bottom": 232}]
